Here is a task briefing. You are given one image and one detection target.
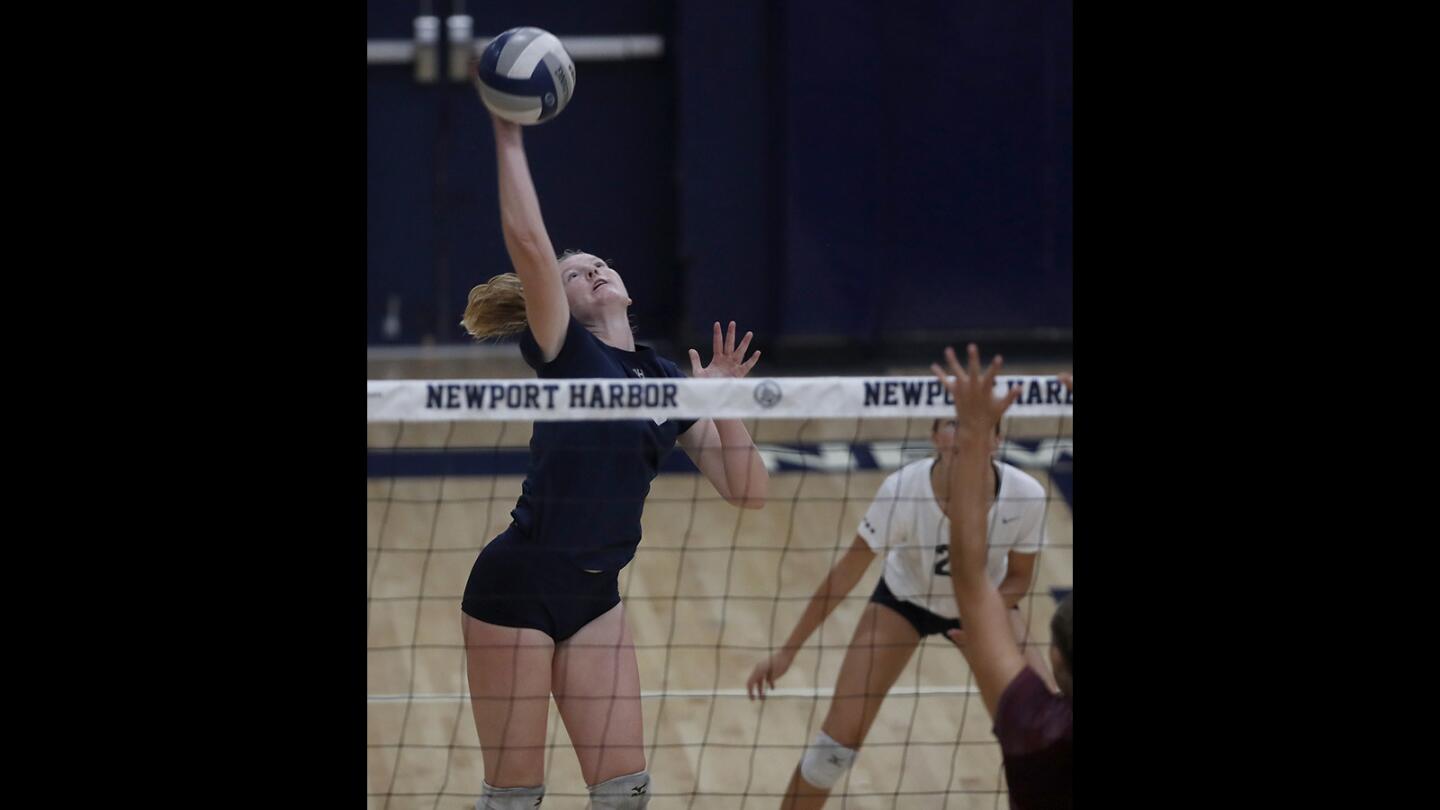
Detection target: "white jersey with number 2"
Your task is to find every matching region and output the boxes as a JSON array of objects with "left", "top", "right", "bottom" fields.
[{"left": 856, "top": 457, "right": 1047, "bottom": 619}]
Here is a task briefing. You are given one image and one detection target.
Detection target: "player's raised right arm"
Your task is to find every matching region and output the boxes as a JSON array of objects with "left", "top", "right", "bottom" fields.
[{"left": 490, "top": 115, "right": 569, "bottom": 361}]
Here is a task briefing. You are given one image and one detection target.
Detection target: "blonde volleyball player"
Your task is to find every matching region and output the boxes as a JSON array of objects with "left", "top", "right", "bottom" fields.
[
  {"left": 747, "top": 418, "right": 1050, "bottom": 808},
  {"left": 458, "top": 107, "right": 770, "bottom": 809}
]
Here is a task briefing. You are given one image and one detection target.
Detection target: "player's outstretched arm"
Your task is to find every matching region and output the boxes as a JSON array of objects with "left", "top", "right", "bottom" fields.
[
  {"left": 747, "top": 535, "right": 875, "bottom": 699},
  {"left": 484, "top": 109, "right": 569, "bottom": 361},
  {"left": 932, "top": 344, "right": 1027, "bottom": 717},
  {"left": 679, "top": 320, "right": 769, "bottom": 508}
]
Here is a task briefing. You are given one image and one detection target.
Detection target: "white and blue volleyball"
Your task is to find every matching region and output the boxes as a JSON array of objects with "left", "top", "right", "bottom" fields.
[{"left": 473, "top": 27, "right": 576, "bottom": 125}]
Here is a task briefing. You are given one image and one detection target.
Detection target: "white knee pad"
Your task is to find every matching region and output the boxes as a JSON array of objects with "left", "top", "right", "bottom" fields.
[
  {"left": 587, "top": 769, "right": 650, "bottom": 809},
  {"left": 478, "top": 781, "right": 544, "bottom": 809},
  {"left": 799, "top": 730, "right": 858, "bottom": 789}
]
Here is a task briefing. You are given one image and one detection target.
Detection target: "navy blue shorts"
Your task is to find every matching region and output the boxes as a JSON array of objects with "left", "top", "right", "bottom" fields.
[
  {"left": 461, "top": 526, "right": 622, "bottom": 643},
  {"left": 869, "top": 577, "right": 1021, "bottom": 637},
  {"left": 869, "top": 577, "right": 962, "bottom": 638}
]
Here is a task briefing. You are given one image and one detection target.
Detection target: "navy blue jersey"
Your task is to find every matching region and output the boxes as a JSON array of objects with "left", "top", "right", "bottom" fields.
[{"left": 511, "top": 316, "right": 698, "bottom": 571}]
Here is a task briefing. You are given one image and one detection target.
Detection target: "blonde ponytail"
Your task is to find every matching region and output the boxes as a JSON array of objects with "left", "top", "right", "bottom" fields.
[{"left": 460, "top": 273, "right": 528, "bottom": 339}]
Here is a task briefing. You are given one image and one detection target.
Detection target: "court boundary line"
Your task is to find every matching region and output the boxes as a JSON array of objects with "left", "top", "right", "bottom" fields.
[{"left": 368, "top": 685, "right": 980, "bottom": 703}]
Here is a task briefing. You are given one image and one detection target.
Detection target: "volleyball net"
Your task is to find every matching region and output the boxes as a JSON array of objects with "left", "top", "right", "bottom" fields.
[{"left": 367, "top": 375, "right": 1073, "bottom": 809}]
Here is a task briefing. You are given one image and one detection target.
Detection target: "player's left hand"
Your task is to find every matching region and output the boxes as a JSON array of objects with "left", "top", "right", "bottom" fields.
[{"left": 689, "top": 321, "right": 761, "bottom": 379}]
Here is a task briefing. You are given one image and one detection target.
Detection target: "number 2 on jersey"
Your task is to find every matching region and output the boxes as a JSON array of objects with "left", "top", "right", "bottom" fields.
[{"left": 933, "top": 544, "right": 950, "bottom": 576}]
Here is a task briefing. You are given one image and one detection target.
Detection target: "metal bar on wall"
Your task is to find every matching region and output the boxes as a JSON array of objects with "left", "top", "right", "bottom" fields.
[
  {"left": 368, "top": 40, "right": 415, "bottom": 64},
  {"left": 366, "top": 34, "right": 665, "bottom": 65}
]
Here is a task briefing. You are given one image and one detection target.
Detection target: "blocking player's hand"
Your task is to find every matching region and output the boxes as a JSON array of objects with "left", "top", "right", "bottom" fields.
[
  {"left": 1059, "top": 373, "right": 1072, "bottom": 392},
  {"left": 929, "top": 344, "right": 1021, "bottom": 440},
  {"left": 690, "top": 321, "right": 761, "bottom": 380},
  {"left": 747, "top": 649, "right": 795, "bottom": 701}
]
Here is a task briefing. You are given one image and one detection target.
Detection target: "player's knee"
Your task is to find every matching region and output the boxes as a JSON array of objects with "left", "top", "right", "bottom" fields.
[
  {"left": 587, "top": 769, "right": 651, "bottom": 809},
  {"left": 799, "top": 730, "right": 858, "bottom": 789},
  {"left": 478, "top": 781, "right": 544, "bottom": 810}
]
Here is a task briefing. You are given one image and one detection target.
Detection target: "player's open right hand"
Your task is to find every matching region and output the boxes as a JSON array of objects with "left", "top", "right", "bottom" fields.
[{"left": 746, "top": 650, "right": 795, "bottom": 701}]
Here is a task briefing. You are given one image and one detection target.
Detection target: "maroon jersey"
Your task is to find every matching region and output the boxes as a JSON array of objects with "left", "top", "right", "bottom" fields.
[{"left": 993, "top": 666, "right": 1072, "bottom": 809}]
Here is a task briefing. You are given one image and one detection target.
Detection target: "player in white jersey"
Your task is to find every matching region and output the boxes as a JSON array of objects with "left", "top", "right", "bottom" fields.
[{"left": 746, "top": 418, "right": 1051, "bottom": 808}]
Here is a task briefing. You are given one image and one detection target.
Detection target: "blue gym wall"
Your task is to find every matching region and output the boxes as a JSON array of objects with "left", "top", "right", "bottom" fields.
[{"left": 368, "top": 0, "right": 1072, "bottom": 356}]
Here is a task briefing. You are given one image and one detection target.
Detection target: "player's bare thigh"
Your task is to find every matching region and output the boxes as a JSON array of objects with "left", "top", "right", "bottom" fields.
[
  {"left": 552, "top": 601, "right": 646, "bottom": 785},
  {"left": 821, "top": 602, "right": 922, "bottom": 748},
  {"left": 461, "top": 612, "right": 555, "bottom": 787}
]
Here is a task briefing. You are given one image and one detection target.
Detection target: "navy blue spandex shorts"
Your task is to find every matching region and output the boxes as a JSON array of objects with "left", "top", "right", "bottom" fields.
[
  {"left": 461, "top": 525, "right": 622, "bottom": 643},
  {"left": 869, "top": 577, "right": 962, "bottom": 637},
  {"left": 869, "top": 577, "right": 1021, "bottom": 637}
]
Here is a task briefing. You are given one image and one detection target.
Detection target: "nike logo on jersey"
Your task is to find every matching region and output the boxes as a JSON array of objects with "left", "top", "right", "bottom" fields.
[{"left": 1001, "top": 516, "right": 1020, "bottom": 524}]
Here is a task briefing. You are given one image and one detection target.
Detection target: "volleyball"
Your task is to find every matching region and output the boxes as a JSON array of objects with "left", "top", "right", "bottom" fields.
[{"left": 472, "top": 27, "right": 577, "bottom": 125}]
